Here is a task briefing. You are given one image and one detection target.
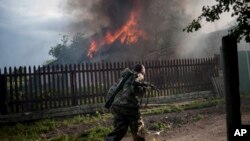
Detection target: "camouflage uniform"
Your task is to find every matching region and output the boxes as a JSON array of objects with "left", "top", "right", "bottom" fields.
[{"left": 105, "top": 68, "right": 146, "bottom": 141}]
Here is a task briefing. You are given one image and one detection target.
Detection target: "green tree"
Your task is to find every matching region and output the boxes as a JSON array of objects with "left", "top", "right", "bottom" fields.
[
  {"left": 48, "top": 33, "right": 89, "bottom": 64},
  {"left": 49, "top": 35, "right": 68, "bottom": 60},
  {"left": 184, "top": 0, "right": 250, "bottom": 42}
]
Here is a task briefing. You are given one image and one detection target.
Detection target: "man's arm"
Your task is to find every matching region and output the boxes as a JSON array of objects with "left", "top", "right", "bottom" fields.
[{"left": 130, "top": 73, "right": 146, "bottom": 96}]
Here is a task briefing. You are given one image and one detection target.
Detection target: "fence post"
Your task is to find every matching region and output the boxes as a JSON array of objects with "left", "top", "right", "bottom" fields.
[
  {"left": 213, "top": 54, "right": 220, "bottom": 77},
  {"left": 222, "top": 35, "right": 241, "bottom": 141},
  {"left": 70, "top": 65, "right": 77, "bottom": 106},
  {"left": 0, "top": 74, "right": 8, "bottom": 115}
]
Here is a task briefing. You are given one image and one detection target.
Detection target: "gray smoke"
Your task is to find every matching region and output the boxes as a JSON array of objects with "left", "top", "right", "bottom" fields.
[
  {"left": 65, "top": 0, "right": 135, "bottom": 34},
  {"left": 63, "top": 0, "right": 223, "bottom": 61}
]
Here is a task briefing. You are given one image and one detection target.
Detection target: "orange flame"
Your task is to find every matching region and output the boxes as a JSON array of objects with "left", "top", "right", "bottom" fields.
[{"left": 87, "top": 2, "right": 146, "bottom": 58}]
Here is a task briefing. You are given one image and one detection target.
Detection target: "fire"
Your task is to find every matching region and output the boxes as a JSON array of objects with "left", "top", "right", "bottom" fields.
[
  {"left": 87, "top": 39, "right": 98, "bottom": 58},
  {"left": 87, "top": 1, "right": 146, "bottom": 58}
]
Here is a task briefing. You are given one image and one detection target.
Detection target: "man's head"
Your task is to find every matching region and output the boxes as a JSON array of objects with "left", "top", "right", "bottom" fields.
[{"left": 133, "top": 64, "right": 145, "bottom": 75}]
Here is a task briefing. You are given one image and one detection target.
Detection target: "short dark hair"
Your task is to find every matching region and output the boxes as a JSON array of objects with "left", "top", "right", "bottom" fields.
[{"left": 133, "top": 64, "right": 144, "bottom": 73}]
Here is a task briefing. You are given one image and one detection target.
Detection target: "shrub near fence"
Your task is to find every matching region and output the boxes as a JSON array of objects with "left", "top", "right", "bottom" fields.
[{"left": 0, "top": 58, "right": 219, "bottom": 114}]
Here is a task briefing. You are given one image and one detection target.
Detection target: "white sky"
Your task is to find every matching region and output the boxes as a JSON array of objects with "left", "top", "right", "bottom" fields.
[
  {"left": 185, "top": 0, "right": 236, "bottom": 33},
  {"left": 0, "top": 0, "right": 70, "bottom": 68},
  {"left": 0, "top": 0, "right": 237, "bottom": 69}
]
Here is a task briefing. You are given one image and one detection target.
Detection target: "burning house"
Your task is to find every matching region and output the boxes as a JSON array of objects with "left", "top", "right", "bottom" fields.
[{"left": 60, "top": 0, "right": 191, "bottom": 63}]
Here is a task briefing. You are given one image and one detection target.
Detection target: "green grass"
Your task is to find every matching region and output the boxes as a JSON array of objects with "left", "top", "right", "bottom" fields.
[
  {"left": 241, "top": 92, "right": 250, "bottom": 99},
  {"left": 0, "top": 112, "right": 112, "bottom": 141},
  {"left": 0, "top": 98, "right": 223, "bottom": 141},
  {"left": 0, "top": 119, "right": 58, "bottom": 141},
  {"left": 80, "top": 126, "right": 113, "bottom": 141},
  {"left": 184, "top": 98, "right": 224, "bottom": 110},
  {"left": 148, "top": 122, "right": 171, "bottom": 131},
  {"left": 62, "top": 111, "right": 111, "bottom": 125},
  {"left": 142, "top": 98, "right": 224, "bottom": 116},
  {"left": 191, "top": 114, "right": 205, "bottom": 121}
]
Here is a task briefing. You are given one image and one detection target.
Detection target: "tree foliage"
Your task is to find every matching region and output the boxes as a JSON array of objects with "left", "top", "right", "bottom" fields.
[
  {"left": 184, "top": 0, "right": 250, "bottom": 42},
  {"left": 48, "top": 33, "right": 89, "bottom": 64}
]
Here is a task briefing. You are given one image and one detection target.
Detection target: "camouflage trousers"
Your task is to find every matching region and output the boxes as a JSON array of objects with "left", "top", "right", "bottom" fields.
[{"left": 105, "top": 106, "right": 146, "bottom": 141}]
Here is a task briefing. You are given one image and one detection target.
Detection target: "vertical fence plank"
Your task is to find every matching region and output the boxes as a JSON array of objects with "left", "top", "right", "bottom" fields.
[
  {"left": 171, "top": 60, "right": 174, "bottom": 95},
  {"left": 48, "top": 66, "right": 54, "bottom": 108},
  {"left": 176, "top": 59, "right": 180, "bottom": 94},
  {"left": 162, "top": 60, "right": 167, "bottom": 96},
  {"left": 152, "top": 60, "right": 156, "bottom": 97},
  {"left": 190, "top": 58, "right": 193, "bottom": 92},
  {"left": 198, "top": 58, "right": 202, "bottom": 91},
  {"left": 56, "top": 65, "right": 61, "bottom": 108},
  {"left": 181, "top": 59, "right": 184, "bottom": 94},
  {"left": 28, "top": 66, "right": 32, "bottom": 111},
  {"left": 147, "top": 60, "right": 152, "bottom": 97},
  {"left": 97, "top": 63, "right": 103, "bottom": 103},
  {"left": 112, "top": 62, "right": 116, "bottom": 84},
  {"left": 38, "top": 66, "right": 42, "bottom": 110},
  {"left": 187, "top": 59, "right": 191, "bottom": 93},
  {"left": 4, "top": 67, "right": 8, "bottom": 113},
  {"left": 185, "top": 58, "right": 189, "bottom": 92},
  {"left": 109, "top": 62, "right": 113, "bottom": 90},
  {"left": 193, "top": 59, "right": 197, "bottom": 91},
  {"left": 100, "top": 62, "right": 104, "bottom": 101},
  {"left": 82, "top": 63, "right": 87, "bottom": 104},
  {"left": 60, "top": 65, "right": 65, "bottom": 107},
  {"left": 86, "top": 63, "right": 90, "bottom": 104},
  {"left": 33, "top": 66, "right": 38, "bottom": 111},
  {"left": 0, "top": 68, "right": 8, "bottom": 114},
  {"left": 51, "top": 65, "right": 56, "bottom": 108},
  {"left": 157, "top": 60, "right": 162, "bottom": 96},
  {"left": 116, "top": 62, "right": 120, "bottom": 82},
  {"left": 13, "top": 67, "right": 18, "bottom": 113},
  {"left": 168, "top": 60, "right": 172, "bottom": 95},
  {"left": 47, "top": 65, "right": 52, "bottom": 109},
  {"left": 23, "top": 67, "right": 28, "bottom": 112},
  {"left": 144, "top": 60, "right": 150, "bottom": 106},
  {"left": 73, "top": 64, "right": 77, "bottom": 106},
  {"left": 89, "top": 63, "right": 95, "bottom": 104},
  {"left": 78, "top": 64, "right": 82, "bottom": 105},
  {"left": 42, "top": 66, "right": 48, "bottom": 109},
  {"left": 180, "top": 59, "right": 184, "bottom": 94},
  {"left": 106, "top": 63, "right": 110, "bottom": 101},
  {"left": 94, "top": 63, "right": 99, "bottom": 103},
  {"left": 184, "top": 59, "right": 187, "bottom": 93},
  {"left": 69, "top": 64, "right": 72, "bottom": 106},
  {"left": 65, "top": 65, "right": 70, "bottom": 106},
  {"left": 18, "top": 67, "right": 23, "bottom": 112},
  {"left": 163, "top": 59, "right": 168, "bottom": 96},
  {"left": 69, "top": 64, "right": 75, "bottom": 106}
]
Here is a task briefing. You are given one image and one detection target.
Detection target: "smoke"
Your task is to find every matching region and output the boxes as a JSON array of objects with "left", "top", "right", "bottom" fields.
[
  {"left": 65, "top": 0, "right": 188, "bottom": 34},
  {"left": 65, "top": 0, "right": 135, "bottom": 34},
  {"left": 63, "top": 0, "right": 231, "bottom": 61}
]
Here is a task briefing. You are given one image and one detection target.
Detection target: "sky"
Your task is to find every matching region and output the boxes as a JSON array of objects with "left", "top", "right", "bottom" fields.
[
  {"left": 0, "top": 0, "right": 236, "bottom": 69},
  {"left": 0, "top": 0, "right": 70, "bottom": 68}
]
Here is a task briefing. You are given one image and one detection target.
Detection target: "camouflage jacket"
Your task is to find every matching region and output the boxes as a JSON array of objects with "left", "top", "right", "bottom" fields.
[{"left": 110, "top": 68, "right": 146, "bottom": 111}]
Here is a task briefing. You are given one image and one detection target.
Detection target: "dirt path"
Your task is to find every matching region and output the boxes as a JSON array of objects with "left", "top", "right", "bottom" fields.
[
  {"left": 122, "top": 100, "right": 250, "bottom": 141},
  {"left": 151, "top": 114, "right": 227, "bottom": 141},
  {"left": 40, "top": 99, "right": 250, "bottom": 141}
]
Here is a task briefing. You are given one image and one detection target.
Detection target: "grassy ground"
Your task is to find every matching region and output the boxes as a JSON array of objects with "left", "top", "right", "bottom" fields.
[{"left": 0, "top": 97, "right": 227, "bottom": 141}]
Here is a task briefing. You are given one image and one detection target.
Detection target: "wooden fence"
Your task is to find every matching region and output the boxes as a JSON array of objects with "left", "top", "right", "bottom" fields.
[{"left": 0, "top": 58, "right": 219, "bottom": 114}]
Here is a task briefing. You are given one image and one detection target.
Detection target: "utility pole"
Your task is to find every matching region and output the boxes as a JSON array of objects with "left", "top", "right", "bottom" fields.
[
  {"left": 222, "top": 36, "right": 241, "bottom": 141},
  {"left": 245, "top": 44, "right": 250, "bottom": 90}
]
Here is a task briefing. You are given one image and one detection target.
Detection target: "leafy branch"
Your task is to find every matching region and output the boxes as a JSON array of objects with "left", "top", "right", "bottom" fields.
[{"left": 184, "top": 0, "right": 250, "bottom": 42}]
